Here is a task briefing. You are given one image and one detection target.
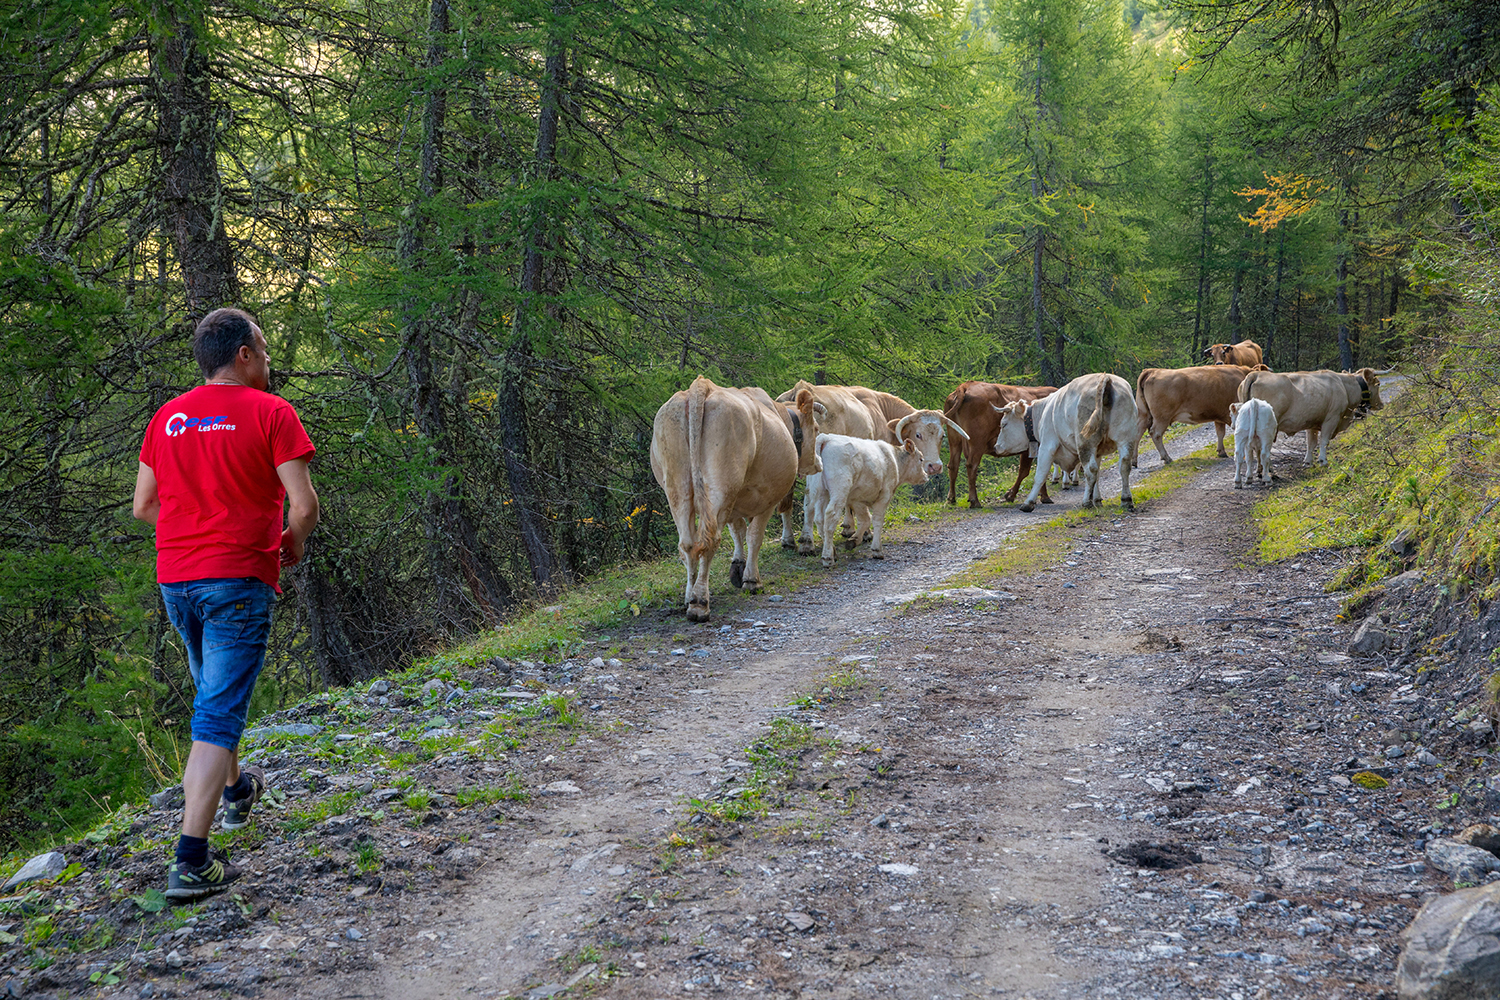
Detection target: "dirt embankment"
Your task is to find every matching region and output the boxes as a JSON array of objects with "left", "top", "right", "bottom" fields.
[{"left": 6, "top": 428, "right": 1497, "bottom": 1000}]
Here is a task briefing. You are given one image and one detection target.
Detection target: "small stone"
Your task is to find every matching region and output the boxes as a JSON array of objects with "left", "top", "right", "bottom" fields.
[
  {"left": 878, "top": 863, "right": 919, "bottom": 876},
  {"left": 542, "top": 781, "right": 581, "bottom": 795},
  {"left": 767, "top": 595, "right": 784, "bottom": 603},
  {"left": 525, "top": 984, "right": 567, "bottom": 999},
  {"left": 1062, "top": 582, "right": 1077, "bottom": 589},
  {"left": 140, "top": 984, "right": 155, "bottom": 998},
  {"left": 1349, "top": 618, "right": 1389, "bottom": 656},
  {"left": 784, "top": 912, "right": 816, "bottom": 932},
  {"left": 243, "top": 723, "right": 322, "bottom": 740},
  {"left": 1387, "top": 745, "right": 1406, "bottom": 759},
  {"left": 606, "top": 659, "right": 624, "bottom": 668},
  {"left": 149, "top": 785, "right": 185, "bottom": 810},
  {"left": 840, "top": 655, "right": 875, "bottom": 664},
  {"left": 1425, "top": 839, "right": 1500, "bottom": 886},
  {"left": 870, "top": 813, "right": 890, "bottom": 828},
  {"left": 1388, "top": 528, "right": 1417, "bottom": 558},
  {"left": 671, "top": 649, "right": 686, "bottom": 656},
  {"left": 1417, "top": 750, "right": 1442, "bottom": 767},
  {"left": 165, "top": 950, "right": 184, "bottom": 969},
  {"left": 368, "top": 680, "right": 390, "bottom": 696},
  {"left": 588, "top": 657, "right": 605, "bottom": 668},
  {"left": 421, "top": 679, "right": 447, "bottom": 697},
  {"left": 345, "top": 927, "right": 363, "bottom": 940},
  {"left": 1, "top": 851, "right": 67, "bottom": 890}
]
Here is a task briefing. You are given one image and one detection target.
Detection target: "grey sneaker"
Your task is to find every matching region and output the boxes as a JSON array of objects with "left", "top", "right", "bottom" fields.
[
  {"left": 165, "top": 851, "right": 241, "bottom": 902},
  {"left": 221, "top": 765, "right": 267, "bottom": 830}
]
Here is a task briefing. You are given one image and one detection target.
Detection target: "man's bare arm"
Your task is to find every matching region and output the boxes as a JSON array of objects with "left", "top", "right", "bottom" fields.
[
  {"left": 133, "top": 462, "right": 160, "bottom": 526},
  {"left": 276, "top": 458, "right": 320, "bottom": 568}
]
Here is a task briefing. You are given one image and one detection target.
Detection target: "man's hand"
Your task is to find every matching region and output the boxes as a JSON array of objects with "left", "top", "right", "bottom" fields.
[
  {"left": 276, "top": 458, "right": 319, "bottom": 571},
  {"left": 279, "top": 527, "right": 306, "bottom": 567}
]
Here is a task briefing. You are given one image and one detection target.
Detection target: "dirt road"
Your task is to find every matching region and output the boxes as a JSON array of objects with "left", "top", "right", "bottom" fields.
[{"left": 348, "top": 428, "right": 1435, "bottom": 1000}]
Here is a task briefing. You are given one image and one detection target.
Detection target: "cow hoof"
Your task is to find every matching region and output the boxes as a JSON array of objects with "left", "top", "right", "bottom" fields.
[
  {"left": 781, "top": 538, "right": 797, "bottom": 550},
  {"left": 1018, "top": 502, "right": 1036, "bottom": 513},
  {"left": 1234, "top": 481, "right": 1243, "bottom": 489},
  {"left": 968, "top": 500, "right": 983, "bottom": 509},
  {"left": 686, "top": 603, "right": 710, "bottom": 623},
  {"left": 1041, "top": 496, "right": 1055, "bottom": 505},
  {"left": 797, "top": 540, "right": 815, "bottom": 556},
  {"left": 729, "top": 559, "right": 746, "bottom": 589},
  {"left": 1120, "top": 499, "right": 1135, "bottom": 511},
  {"left": 870, "top": 550, "right": 884, "bottom": 560},
  {"left": 743, "top": 580, "right": 762, "bottom": 594},
  {"left": 821, "top": 557, "right": 833, "bottom": 569}
]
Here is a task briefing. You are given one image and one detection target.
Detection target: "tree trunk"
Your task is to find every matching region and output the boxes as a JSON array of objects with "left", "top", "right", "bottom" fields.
[
  {"left": 150, "top": 4, "right": 237, "bottom": 317},
  {"left": 1192, "top": 147, "right": 1212, "bottom": 363},
  {"left": 502, "top": 8, "right": 568, "bottom": 591},
  {"left": 1336, "top": 207, "right": 1353, "bottom": 371},
  {"left": 397, "top": 0, "right": 512, "bottom": 622},
  {"left": 1266, "top": 225, "right": 1286, "bottom": 366}
]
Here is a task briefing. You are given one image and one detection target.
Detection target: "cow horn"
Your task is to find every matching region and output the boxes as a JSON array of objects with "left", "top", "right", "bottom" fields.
[
  {"left": 940, "top": 413, "right": 970, "bottom": 441},
  {"left": 812, "top": 401, "right": 827, "bottom": 415},
  {"left": 893, "top": 412, "right": 916, "bottom": 437},
  {"left": 1372, "top": 368, "right": 1394, "bottom": 376}
]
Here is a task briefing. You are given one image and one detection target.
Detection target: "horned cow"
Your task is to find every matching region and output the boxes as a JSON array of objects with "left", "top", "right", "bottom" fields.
[
  {"left": 990, "top": 372, "right": 1139, "bottom": 513},
  {"left": 942, "top": 381, "right": 1057, "bottom": 508},
  {"left": 1237, "top": 368, "right": 1388, "bottom": 465},
  {"left": 773, "top": 382, "right": 967, "bottom": 552}
]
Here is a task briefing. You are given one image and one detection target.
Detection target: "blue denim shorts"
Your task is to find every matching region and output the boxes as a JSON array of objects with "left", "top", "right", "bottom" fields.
[{"left": 160, "top": 578, "right": 276, "bottom": 750}]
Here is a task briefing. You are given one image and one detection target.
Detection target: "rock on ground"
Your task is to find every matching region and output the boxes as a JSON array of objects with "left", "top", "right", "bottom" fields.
[{"left": 1397, "top": 882, "right": 1500, "bottom": 1000}]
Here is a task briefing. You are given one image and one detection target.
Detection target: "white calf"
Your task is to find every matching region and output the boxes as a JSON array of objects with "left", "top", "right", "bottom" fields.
[
  {"left": 1229, "top": 398, "right": 1277, "bottom": 488},
  {"left": 808, "top": 432, "right": 929, "bottom": 567}
]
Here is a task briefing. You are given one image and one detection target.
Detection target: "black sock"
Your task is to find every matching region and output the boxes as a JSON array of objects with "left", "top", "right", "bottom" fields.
[
  {"left": 223, "top": 772, "right": 253, "bottom": 803},
  {"left": 176, "top": 834, "right": 208, "bottom": 868}
]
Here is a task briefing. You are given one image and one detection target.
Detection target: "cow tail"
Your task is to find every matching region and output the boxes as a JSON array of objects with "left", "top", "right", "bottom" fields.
[
  {"left": 1134, "top": 369, "right": 1154, "bottom": 435},
  {"left": 686, "top": 376, "right": 711, "bottom": 551},
  {"left": 1081, "top": 375, "right": 1113, "bottom": 441},
  {"left": 1238, "top": 370, "right": 1261, "bottom": 404}
]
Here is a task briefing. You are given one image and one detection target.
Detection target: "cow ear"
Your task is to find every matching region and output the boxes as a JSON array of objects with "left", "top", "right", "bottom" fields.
[
  {"left": 903, "top": 439, "right": 916, "bottom": 454},
  {"left": 1229, "top": 403, "right": 1240, "bottom": 419}
]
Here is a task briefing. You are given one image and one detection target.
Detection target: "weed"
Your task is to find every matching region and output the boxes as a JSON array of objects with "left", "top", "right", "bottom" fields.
[
  {"left": 453, "top": 775, "right": 529, "bottom": 806},
  {"left": 353, "top": 840, "right": 381, "bottom": 873}
]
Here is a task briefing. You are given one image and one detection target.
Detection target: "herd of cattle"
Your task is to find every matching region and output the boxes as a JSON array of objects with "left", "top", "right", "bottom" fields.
[{"left": 649, "top": 339, "right": 1392, "bottom": 621}]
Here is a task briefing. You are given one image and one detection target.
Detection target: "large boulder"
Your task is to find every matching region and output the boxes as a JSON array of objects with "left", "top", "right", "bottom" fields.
[
  {"left": 1397, "top": 882, "right": 1500, "bottom": 999},
  {"left": 1426, "top": 839, "right": 1500, "bottom": 886}
]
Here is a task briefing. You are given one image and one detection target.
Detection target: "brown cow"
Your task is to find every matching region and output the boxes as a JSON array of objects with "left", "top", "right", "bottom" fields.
[
  {"left": 942, "top": 381, "right": 1057, "bottom": 508},
  {"left": 1134, "top": 365, "right": 1253, "bottom": 465},
  {"left": 772, "top": 381, "right": 967, "bottom": 552},
  {"left": 1204, "top": 340, "right": 1264, "bottom": 367},
  {"left": 651, "top": 377, "right": 821, "bottom": 622}
]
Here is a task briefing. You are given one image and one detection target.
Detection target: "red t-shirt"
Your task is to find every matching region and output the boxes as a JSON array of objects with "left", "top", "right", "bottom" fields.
[{"left": 139, "top": 384, "right": 315, "bottom": 591}]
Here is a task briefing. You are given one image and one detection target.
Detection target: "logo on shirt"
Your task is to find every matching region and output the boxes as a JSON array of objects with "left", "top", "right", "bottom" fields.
[{"left": 164, "top": 412, "right": 235, "bottom": 437}]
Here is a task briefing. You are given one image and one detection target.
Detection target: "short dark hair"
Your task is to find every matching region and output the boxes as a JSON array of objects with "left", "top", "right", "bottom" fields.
[{"left": 193, "top": 308, "right": 259, "bottom": 377}]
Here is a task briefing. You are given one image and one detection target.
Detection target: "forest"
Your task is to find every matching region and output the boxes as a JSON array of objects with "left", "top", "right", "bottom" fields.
[{"left": 0, "top": 0, "right": 1495, "bottom": 848}]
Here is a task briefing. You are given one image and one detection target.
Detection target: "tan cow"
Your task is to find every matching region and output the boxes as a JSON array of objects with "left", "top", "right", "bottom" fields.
[
  {"left": 651, "top": 377, "right": 821, "bottom": 622},
  {"left": 991, "top": 372, "right": 1139, "bottom": 512},
  {"left": 1204, "top": 340, "right": 1264, "bottom": 367},
  {"left": 1236, "top": 368, "right": 1388, "bottom": 465},
  {"left": 773, "top": 381, "right": 967, "bottom": 552},
  {"left": 942, "top": 381, "right": 1057, "bottom": 508},
  {"left": 1134, "top": 365, "right": 1253, "bottom": 465}
]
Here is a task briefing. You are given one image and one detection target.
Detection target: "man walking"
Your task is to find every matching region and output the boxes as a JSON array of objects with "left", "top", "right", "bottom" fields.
[{"left": 133, "top": 308, "right": 319, "bottom": 901}]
